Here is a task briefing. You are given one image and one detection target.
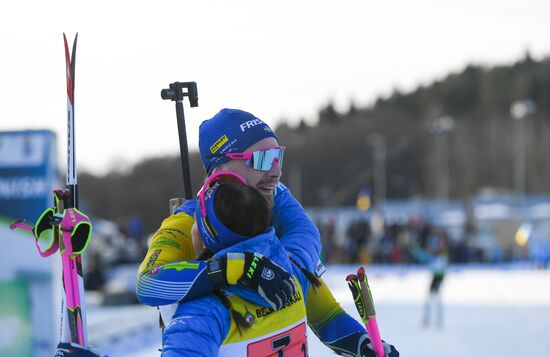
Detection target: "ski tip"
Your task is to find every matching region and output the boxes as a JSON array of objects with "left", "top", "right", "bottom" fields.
[
  {"left": 62, "top": 33, "right": 78, "bottom": 42},
  {"left": 357, "top": 266, "right": 366, "bottom": 279},
  {"left": 346, "top": 274, "right": 357, "bottom": 282}
]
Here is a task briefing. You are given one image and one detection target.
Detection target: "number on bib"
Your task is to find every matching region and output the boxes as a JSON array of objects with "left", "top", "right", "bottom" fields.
[{"left": 247, "top": 322, "right": 307, "bottom": 356}]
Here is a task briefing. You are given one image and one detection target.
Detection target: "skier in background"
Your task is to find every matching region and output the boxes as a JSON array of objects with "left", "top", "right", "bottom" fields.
[{"left": 413, "top": 229, "right": 449, "bottom": 328}]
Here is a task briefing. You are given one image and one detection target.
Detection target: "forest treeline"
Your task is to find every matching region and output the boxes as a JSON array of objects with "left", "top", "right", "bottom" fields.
[{"left": 79, "top": 53, "right": 550, "bottom": 234}]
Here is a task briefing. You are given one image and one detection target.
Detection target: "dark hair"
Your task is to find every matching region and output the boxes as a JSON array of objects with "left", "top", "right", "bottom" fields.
[
  {"left": 214, "top": 182, "right": 271, "bottom": 237},
  {"left": 195, "top": 182, "right": 271, "bottom": 261}
]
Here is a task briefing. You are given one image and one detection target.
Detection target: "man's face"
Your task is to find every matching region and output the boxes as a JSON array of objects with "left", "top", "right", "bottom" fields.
[{"left": 214, "top": 137, "right": 282, "bottom": 200}]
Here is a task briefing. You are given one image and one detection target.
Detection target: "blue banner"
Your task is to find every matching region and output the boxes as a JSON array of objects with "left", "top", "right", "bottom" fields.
[{"left": 0, "top": 130, "right": 57, "bottom": 222}]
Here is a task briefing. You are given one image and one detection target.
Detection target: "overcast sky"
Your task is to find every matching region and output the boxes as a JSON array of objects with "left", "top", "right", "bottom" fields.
[{"left": 1, "top": 0, "right": 549, "bottom": 174}]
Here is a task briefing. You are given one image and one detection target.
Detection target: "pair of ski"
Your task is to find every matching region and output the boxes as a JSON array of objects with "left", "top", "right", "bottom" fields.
[
  {"left": 11, "top": 33, "right": 93, "bottom": 352},
  {"left": 347, "top": 267, "right": 385, "bottom": 357}
]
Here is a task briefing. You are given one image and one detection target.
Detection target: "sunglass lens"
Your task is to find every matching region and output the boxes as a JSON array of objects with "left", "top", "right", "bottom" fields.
[{"left": 251, "top": 148, "right": 284, "bottom": 171}]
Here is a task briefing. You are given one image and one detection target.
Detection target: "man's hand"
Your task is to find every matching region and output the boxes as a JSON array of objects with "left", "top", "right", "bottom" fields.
[
  {"left": 206, "top": 252, "right": 297, "bottom": 310},
  {"left": 55, "top": 342, "right": 101, "bottom": 357},
  {"left": 361, "top": 338, "right": 399, "bottom": 357},
  {"left": 238, "top": 252, "right": 297, "bottom": 311}
]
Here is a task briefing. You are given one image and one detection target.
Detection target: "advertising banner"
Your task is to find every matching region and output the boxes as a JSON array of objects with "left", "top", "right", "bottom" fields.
[{"left": 0, "top": 130, "right": 58, "bottom": 356}]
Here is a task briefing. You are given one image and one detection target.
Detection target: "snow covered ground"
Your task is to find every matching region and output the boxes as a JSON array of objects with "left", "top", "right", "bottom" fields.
[{"left": 89, "top": 265, "right": 550, "bottom": 356}]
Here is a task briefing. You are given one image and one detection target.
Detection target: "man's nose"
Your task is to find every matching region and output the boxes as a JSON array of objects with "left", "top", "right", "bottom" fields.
[{"left": 268, "top": 158, "right": 282, "bottom": 178}]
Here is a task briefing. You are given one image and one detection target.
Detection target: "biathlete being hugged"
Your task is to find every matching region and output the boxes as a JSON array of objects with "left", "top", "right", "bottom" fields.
[
  {"left": 137, "top": 108, "right": 399, "bottom": 356},
  {"left": 162, "top": 171, "right": 317, "bottom": 355}
]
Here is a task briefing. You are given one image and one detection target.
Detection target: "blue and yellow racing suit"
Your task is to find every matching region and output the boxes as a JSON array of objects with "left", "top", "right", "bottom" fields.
[
  {"left": 137, "top": 182, "right": 368, "bottom": 355},
  {"left": 161, "top": 229, "right": 311, "bottom": 356}
]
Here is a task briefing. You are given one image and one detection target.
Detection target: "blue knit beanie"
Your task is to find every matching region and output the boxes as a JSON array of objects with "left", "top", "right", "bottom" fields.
[{"left": 199, "top": 108, "right": 278, "bottom": 174}]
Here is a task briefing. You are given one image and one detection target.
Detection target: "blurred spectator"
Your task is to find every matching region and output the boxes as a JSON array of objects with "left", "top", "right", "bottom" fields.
[
  {"left": 309, "top": 209, "right": 514, "bottom": 265},
  {"left": 345, "top": 217, "right": 371, "bottom": 262},
  {"left": 127, "top": 215, "right": 144, "bottom": 240},
  {"left": 318, "top": 215, "right": 337, "bottom": 263}
]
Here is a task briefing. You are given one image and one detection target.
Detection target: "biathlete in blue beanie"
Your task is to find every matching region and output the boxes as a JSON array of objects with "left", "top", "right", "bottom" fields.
[{"left": 137, "top": 108, "right": 399, "bottom": 356}]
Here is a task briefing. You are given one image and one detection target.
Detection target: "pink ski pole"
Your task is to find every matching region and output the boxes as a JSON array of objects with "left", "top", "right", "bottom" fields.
[
  {"left": 357, "top": 267, "right": 385, "bottom": 357},
  {"left": 60, "top": 207, "right": 91, "bottom": 345},
  {"left": 347, "top": 267, "right": 385, "bottom": 357}
]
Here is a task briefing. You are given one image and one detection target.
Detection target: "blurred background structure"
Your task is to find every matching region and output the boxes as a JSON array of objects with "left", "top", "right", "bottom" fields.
[
  {"left": 2, "top": 1, "right": 550, "bottom": 356},
  {"left": 71, "top": 53, "right": 550, "bottom": 269}
]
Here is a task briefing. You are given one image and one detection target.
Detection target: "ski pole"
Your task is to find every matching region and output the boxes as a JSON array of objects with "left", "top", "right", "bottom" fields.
[
  {"left": 11, "top": 195, "right": 92, "bottom": 346},
  {"left": 347, "top": 267, "right": 385, "bottom": 357},
  {"left": 161, "top": 82, "right": 199, "bottom": 200}
]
